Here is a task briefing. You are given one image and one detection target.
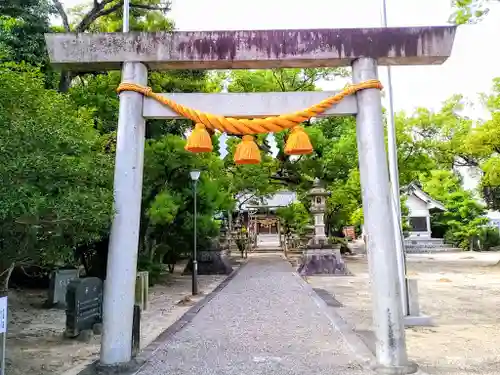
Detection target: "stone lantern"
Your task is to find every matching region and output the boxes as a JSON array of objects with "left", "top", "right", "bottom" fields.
[
  {"left": 219, "top": 219, "right": 229, "bottom": 253},
  {"left": 297, "top": 178, "right": 349, "bottom": 276},
  {"left": 307, "top": 178, "right": 329, "bottom": 243}
]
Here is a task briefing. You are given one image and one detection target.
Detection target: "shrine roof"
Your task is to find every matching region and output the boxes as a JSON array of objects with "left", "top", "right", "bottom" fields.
[
  {"left": 407, "top": 183, "right": 446, "bottom": 211},
  {"left": 237, "top": 191, "right": 298, "bottom": 211}
]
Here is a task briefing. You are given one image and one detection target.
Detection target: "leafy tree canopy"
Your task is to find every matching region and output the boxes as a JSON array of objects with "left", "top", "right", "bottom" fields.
[
  {"left": 450, "top": 0, "right": 495, "bottom": 24},
  {"left": 0, "top": 63, "right": 113, "bottom": 279},
  {"left": 0, "top": 0, "right": 54, "bottom": 65}
]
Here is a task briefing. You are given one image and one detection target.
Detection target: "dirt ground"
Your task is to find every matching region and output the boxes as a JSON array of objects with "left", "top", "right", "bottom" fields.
[
  {"left": 307, "top": 251, "right": 500, "bottom": 375},
  {"left": 5, "top": 259, "right": 240, "bottom": 375}
]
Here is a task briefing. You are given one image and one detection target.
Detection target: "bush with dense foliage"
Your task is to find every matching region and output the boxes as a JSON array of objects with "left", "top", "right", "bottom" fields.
[{"left": 0, "top": 63, "right": 113, "bottom": 290}]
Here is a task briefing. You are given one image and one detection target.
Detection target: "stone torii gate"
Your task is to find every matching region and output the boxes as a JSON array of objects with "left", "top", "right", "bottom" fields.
[{"left": 45, "top": 26, "right": 456, "bottom": 373}]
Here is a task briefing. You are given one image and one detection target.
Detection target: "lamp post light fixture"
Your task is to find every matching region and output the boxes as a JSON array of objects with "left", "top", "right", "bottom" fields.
[{"left": 190, "top": 170, "right": 201, "bottom": 295}]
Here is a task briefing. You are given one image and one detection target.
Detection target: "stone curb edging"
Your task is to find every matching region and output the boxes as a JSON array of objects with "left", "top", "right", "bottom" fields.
[
  {"left": 290, "top": 268, "right": 430, "bottom": 375},
  {"left": 76, "top": 259, "right": 249, "bottom": 375}
]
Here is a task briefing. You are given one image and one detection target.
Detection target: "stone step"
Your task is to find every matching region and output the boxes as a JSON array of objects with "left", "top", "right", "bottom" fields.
[
  {"left": 405, "top": 236, "right": 444, "bottom": 242},
  {"left": 253, "top": 247, "right": 283, "bottom": 253},
  {"left": 405, "top": 247, "right": 462, "bottom": 254},
  {"left": 404, "top": 238, "right": 455, "bottom": 250},
  {"left": 404, "top": 238, "right": 445, "bottom": 244},
  {"left": 405, "top": 244, "right": 453, "bottom": 249}
]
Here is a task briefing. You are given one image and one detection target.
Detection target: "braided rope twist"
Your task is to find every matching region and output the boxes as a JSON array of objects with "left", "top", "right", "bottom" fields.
[{"left": 116, "top": 80, "right": 383, "bottom": 135}]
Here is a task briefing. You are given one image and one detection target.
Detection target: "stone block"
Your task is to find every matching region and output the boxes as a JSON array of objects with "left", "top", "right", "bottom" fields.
[
  {"left": 45, "top": 26, "right": 457, "bottom": 71},
  {"left": 403, "top": 278, "right": 434, "bottom": 327},
  {"left": 407, "top": 278, "right": 420, "bottom": 316},
  {"left": 143, "top": 91, "right": 357, "bottom": 119},
  {"left": 47, "top": 269, "right": 79, "bottom": 308},
  {"left": 183, "top": 250, "right": 233, "bottom": 275},
  {"left": 135, "top": 271, "right": 149, "bottom": 311},
  {"left": 297, "top": 247, "right": 350, "bottom": 276},
  {"left": 64, "top": 277, "right": 103, "bottom": 338}
]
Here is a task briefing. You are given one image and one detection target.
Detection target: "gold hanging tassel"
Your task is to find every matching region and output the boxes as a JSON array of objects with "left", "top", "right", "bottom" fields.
[
  {"left": 284, "top": 125, "right": 313, "bottom": 155},
  {"left": 234, "top": 135, "right": 261, "bottom": 165},
  {"left": 184, "top": 123, "right": 213, "bottom": 153}
]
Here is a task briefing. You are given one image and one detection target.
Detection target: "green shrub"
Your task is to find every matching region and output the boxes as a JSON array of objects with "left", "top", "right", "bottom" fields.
[
  {"left": 328, "top": 236, "right": 351, "bottom": 255},
  {"left": 137, "top": 255, "right": 163, "bottom": 286},
  {"left": 479, "top": 226, "right": 500, "bottom": 251}
]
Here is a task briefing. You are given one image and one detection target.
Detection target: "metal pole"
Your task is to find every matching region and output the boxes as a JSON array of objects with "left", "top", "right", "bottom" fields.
[
  {"left": 0, "top": 295, "right": 6, "bottom": 375},
  {"left": 0, "top": 332, "right": 4, "bottom": 375},
  {"left": 192, "top": 179, "right": 199, "bottom": 295},
  {"left": 0, "top": 333, "right": 4, "bottom": 375},
  {"left": 352, "top": 57, "right": 415, "bottom": 373},
  {"left": 380, "top": 0, "right": 409, "bottom": 316},
  {"left": 123, "top": 0, "right": 130, "bottom": 32}
]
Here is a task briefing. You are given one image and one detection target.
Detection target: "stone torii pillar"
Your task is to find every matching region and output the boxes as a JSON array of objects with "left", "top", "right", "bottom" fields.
[
  {"left": 101, "top": 61, "right": 147, "bottom": 365},
  {"left": 45, "top": 26, "right": 456, "bottom": 373}
]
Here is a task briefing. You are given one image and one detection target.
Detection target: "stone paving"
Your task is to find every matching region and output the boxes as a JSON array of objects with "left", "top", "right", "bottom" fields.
[{"left": 136, "top": 254, "right": 371, "bottom": 375}]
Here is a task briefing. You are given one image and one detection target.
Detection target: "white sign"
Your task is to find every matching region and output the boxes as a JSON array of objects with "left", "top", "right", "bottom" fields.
[{"left": 0, "top": 297, "right": 7, "bottom": 333}]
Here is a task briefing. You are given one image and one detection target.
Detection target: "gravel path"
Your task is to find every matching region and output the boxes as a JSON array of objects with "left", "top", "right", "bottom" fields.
[{"left": 136, "top": 254, "right": 370, "bottom": 375}]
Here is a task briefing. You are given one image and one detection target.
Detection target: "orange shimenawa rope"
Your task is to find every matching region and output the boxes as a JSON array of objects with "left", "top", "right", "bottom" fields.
[{"left": 116, "top": 80, "right": 383, "bottom": 135}]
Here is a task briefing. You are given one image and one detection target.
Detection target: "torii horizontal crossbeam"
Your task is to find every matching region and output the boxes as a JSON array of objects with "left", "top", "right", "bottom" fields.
[
  {"left": 142, "top": 91, "right": 358, "bottom": 119},
  {"left": 45, "top": 26, "right": 456, "bottom": 71}
]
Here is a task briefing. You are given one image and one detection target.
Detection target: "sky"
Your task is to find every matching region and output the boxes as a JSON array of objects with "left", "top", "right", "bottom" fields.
[
  {"left": 166, "top": 0, "right": 500, "bottom": 118},
  {"left": 59, "top": 0, "right": 500, "bottom": 192},
  {"left": 58, "top": 0, "right": 500, "bottom": 116}
]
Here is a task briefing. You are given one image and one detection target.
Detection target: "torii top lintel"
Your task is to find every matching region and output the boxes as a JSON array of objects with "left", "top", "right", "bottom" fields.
[{"left": 45, "top": 26, "right": 456, "bottom": 71}]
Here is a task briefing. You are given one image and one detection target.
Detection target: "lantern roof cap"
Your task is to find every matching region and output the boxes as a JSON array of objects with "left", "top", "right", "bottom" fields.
[{"left": 306, "top": 178, "right": 330, "bottom": 197}]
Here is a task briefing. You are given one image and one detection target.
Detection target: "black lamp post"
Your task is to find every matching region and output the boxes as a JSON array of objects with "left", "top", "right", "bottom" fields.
[{"left": 190, "top": 170, "right": 201, "bottom": 295}]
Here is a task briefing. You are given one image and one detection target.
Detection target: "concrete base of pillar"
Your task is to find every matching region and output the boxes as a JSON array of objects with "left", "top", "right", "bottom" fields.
[
  {"left": 297, "top": 245, "right": 350, "bottom": 276},
  {"left": 404, "top": 314, "right": 434, "bottom": 327},
  {"left": 371, "top": 361, "right": 419, "bottom": 375},
  {"left": 403, "top": 278, "right": 433, "bottom": 326}
]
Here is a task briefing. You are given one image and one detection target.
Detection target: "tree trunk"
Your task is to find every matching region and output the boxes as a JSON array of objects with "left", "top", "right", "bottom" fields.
[
  {"left": 325, "top": 212, "right": 333, "bottom": 237},
  {"left": 58, "top": 70, "right": 73, "bottom": 93},
  {"left": 0, "top": 263, "right": 15, "bottom": 297},
  {"left": 148, "top": 240, "right": 157, "bottom": 262},
  {"left": 79, "top": 252, "right": 91, "bottom": 275}
]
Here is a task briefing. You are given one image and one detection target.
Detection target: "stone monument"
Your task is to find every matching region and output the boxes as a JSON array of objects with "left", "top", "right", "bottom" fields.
[
  {"left": 183, "top": 237, "right": 233, "bottom": 275},
  {"left": 135, "top": 271, "right": 149, "bottom": 311},
  {"left": 46, "top": 268, "right": 79, "bottom": 308},
  {"left": 64, "top": 277, "right": 103, "bottom": 340},
  {"left": 297, "top": 179, "right": 348, "bottom": 276}
]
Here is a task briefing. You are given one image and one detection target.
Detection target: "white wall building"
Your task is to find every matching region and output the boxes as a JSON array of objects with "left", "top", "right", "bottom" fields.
[{"left": 404, "top": 183, "right": 446, "bottom": 239}]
